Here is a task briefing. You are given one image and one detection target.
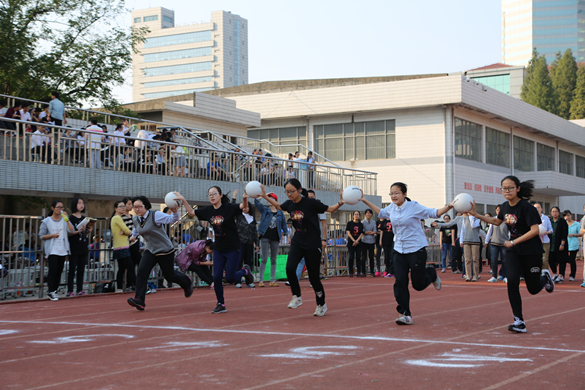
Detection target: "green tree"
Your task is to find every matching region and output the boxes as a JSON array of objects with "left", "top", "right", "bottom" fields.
[
  {"left": 521, "top": 48, "right": 557, "bottom": 113},
  {"left": 0, "top": 0, "right": 147, "bottom": 108},
  {"left": 550, "top": 49, "right": 577, "bottom": 119},
  {"left": 570, "top": 63, "right": 585, "bottom": 119}
]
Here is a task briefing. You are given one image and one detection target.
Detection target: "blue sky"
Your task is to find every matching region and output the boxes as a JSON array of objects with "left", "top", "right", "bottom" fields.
[{"left": 117, "top": 0, "right": 502, "bottom": 103}]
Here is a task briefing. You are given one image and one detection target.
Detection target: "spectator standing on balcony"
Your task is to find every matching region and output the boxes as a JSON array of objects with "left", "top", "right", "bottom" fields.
[
  {"left": 255, "top": 192, "right": 287, "bottom": 287},
  {"left": 112, "top": 123, "right": 126, "bottom": 166},
  {"left": 111, "top": 200, "right": 136, "bottom": 292},
  {"left": 0, "top": 100, "right": 7, "bottom": 116},
  {"left": 48, "top": 92, "right": 66, "bottom": 126},
  {"left": 346, "top": 211, "right": 364, "bottom": 277},
  {"left": 3, "top": 102, "right": 22, "bottom": 131},
  {"left": 86, "top": 119, "right": 104, "bottom": 168},
  {"left": 67, "top": 197, "right": 92, "bottom": 297},
  {"left": 40, "top": 200, "right": 75, "bottom": 301},
  {"left": 155, "top": 147, "right": 167, "bottom": 175},
  {"left": 19, "top": 104, "right": 32, "bottom": 134},
  {"left": 39, "top": 106, "right": 49, "bottom": 121},
  {"left": 306, "top": 151, "right": 315, "bottom": 189},
  {"left": 171, "top": 143, "right": 186, "bottom": 177},
  {"left": 30, "top": 124, "right": 52, "bottom": 163}
]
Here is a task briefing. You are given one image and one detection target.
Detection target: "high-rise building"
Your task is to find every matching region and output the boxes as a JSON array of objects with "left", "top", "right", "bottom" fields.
[
  {"left": 502, "top": 0, "right": 585, "bottom": 66},
  {"left": 131, "top": 7, "right": 248, "bottom": 102}
]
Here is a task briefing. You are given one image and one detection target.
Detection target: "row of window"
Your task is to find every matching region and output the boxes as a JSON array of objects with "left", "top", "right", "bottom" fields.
[
  {"left": 247, "top": 127, "right": 307, "bottom": 156},
  {"left": 472, "top": 75, "right": 511, "bottom": 95},
  {"left": 142, "top": 88, "right": 211, "bottom": 99},
  {"left": 143, "top": 76, "right": 212, "bottom": 89},
  {"left": 143, "top": 62, "right": 212, "bottom": 77},
  {"left": 143, "top": 31, "right": 212, "bottom": 49},
  {"left": 455, "top": 118, "right": 585, "bottom": 177},
  {"left": 143, "top": 47, "right": 212, "bottom": 63}
]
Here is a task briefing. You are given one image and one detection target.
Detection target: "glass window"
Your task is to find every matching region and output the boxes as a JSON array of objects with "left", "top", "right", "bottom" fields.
[
  {"left": 486, "top": 128, "right": 510, "bottom": 168},
  {"left": 143, "top": 15, "right": 159, "bottom": 22},
  {"left": 537, "top": 143, "right": 555, "bottom": 171},
  {"left": 454, "top": 118, "right": 482, "bottom": 162},
  {"left": 143, "top": 76, "right": 212, "bottom": 89},
  {"left": 143, "top": 62, "right": 212, "bottom": 77},
  {"left": 134, "top": 17, "right": 141, "bottom": 23},
  {"left": 513, "top": 136, "right": 534, "bottom": 171},
  {"left": 144, "top": 30, "right": 212, "bottom": 49},
  {"left": 472, "top": 75, "right": 511, "bottom": 95},
  {"left": 246, "top": 127, "right": 307, "bottom": 154},
  {"left": 143, "top": 47, "right": 212, "bottom": 63},
  {"left": 162, "top": 15, "right": 173, "bottom": 24},
  {"left": 559, "top": 150, "right": 574, "bottom": 175},
  {"left": 577, "top": 155, "right": 585, "bottom": 178},
  {"left": 141, "top": 88, "right": 211, "bottom": 99}
]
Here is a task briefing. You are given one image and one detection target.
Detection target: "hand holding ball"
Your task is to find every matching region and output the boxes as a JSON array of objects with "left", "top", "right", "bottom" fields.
[
  {"left": 452, "top": 193, "right": 474, "bottom": 213},
  {"left": 164, "top": 192, "right": 182, "bottom": 209},
  {"left": 342, "top": 186, "right": 362, "bottom": 205},
  {"left": 245, "top": 181, "right": 263, "bottom": 199}
]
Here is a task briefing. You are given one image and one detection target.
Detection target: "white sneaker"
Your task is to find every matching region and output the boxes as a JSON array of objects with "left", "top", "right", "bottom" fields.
[
  {"left": 552, "top": 274, "right": 559, "bottom": 282},
  {"left": 313, "top": 303, "right": 328, "bottom": 316},
  {"left": 288, "top": 295, "right": 302, "bottom": 309},
  {"left": 433, "top": 276, "right": 442, "bottom": 291},
  {"left": 396, "top": 315, "right": 413, "bottom": 325},
  {"left": 235, "top": 283, "right": 242, "bottom": 288},
  {"left": 569, "top": 277, "right": 575, "bottom": 281},
  {"left": 503, "top": 277, "right": 508, "bottom": 284},
  {"left": 48, "top": 291, "right": 59, "bottom": 301},
  {"left": 542, "top": 269, "right": 554, "bottom": 293},
  {"left": 487, "top": 277, "right": 497, "bottom": 283}
]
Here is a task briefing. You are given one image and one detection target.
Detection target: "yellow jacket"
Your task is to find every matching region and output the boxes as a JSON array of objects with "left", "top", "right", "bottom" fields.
[{"left": 111, "top": 215, "right": 131, "bottom": 249}]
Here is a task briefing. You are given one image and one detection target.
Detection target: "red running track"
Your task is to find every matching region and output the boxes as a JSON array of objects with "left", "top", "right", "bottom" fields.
[{"left": 1, "top": 269, "right": 584, "bottom": 390}]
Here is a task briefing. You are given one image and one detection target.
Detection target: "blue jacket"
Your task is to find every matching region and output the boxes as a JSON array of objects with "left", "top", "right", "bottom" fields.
[{"left": 255, "top": 199, "right": 288, "bottom": 238}]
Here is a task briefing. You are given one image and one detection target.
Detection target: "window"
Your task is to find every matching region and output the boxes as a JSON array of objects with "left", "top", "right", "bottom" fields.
[
  {"left": 486, "top": 128, "right": 510, "bottom": 168},
  {"left": 537, "top": 143, "right": 555, "bottom": 171},
  {"left": 313, "top": 120, "right": 395, "bottom": 161},
  {"left": 143, "top": 15, "right": 159, "bottom": 22},
  {"left": 576, "top": 155, "right": 585, "bottom": 178},
  {"left": 141, "top": 88, "right": 211, "bottom": 100},
  {"left": 559, "top": 150, "right": 574, "bottom": 175},
  {"left": 454, "top": 118, "right": 482, "bottom": 162},
  {"left": 144, "top": 30, "right": 212, "bottom": 49},
  {"left": 162, "top": 15, "right": 173, "bottom": 24},
  {"left": 143, "top": 76, "right": 212, "bottom": 89},
  {"left": 247, "top": 127, "right": 307, "bottom": 155},
  {"left": 134, "top": 17, "right": 141, "bottom": 23},
  {"left": 513, "top": 136, "right": 534, "bottom": 171},
  {"left": 143, "top": 47, "right": 212, "bottom": 63},
  {"left": 472, "top": 75, "right": 511, "bottom": 95},
  {"left": 143, "top": 62, "right": 212, "bottom": 77}
]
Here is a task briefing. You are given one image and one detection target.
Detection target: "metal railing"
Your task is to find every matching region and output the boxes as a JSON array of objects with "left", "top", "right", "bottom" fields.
[{"left": 0, "top": 117, "right": 378, "bottom": 195}]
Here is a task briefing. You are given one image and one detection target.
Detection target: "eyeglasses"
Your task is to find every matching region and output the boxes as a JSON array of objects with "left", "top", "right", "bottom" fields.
[
  {"left": 501, "top": 186, "right": 517, "bottom": 192},
  {"left": 285, "top": 189, "right": 297, "bottom": 195},
  {"left": 208, "top": 193, "right": 220, "bottom": 197},
  {"left": 133, "top": 205, "right": 144, "bottom": 209},
  {"left": 389, "top": 192, "right": 402, "bottom": 197}
]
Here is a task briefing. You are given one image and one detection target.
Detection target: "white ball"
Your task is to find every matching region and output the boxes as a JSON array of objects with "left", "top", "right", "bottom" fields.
[
  {"left": 164, "top": 192, "right": 182, "bottom": 209},
  {"left": 539, "top": 225, "right": 547, "bottom": 235},
  {"left": 453, "top": 193, "right": 474, "bottom": 213},
  {"left": 342, "top": 186, "right": 362, "bottom": 205},
  {"left": 245, "top": 181, "right": 263, "bottom": 199}
]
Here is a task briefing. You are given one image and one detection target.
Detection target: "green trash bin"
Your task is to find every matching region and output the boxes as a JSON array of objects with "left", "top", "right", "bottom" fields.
[{"left": 257, "top": 254, "right": 288, "bottom": 281}]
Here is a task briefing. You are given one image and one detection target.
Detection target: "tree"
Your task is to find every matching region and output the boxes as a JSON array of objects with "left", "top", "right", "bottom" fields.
[
  {"left": 570, "top": 63, "right": 585, "bottom": 119},
  {"left": 521, "top": 48, "right": 556, "bottom": 113},
  {"left": 550, "top": 49, "right": 577, "bottom": 119},
  {"left": 0, "top": 0, "right": 147, "bottom": 108}
]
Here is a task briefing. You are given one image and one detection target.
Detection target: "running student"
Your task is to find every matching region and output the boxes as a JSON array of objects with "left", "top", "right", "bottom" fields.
[
  {"left": 258, "top": 179, "right": 345, "bottom": 316},
  {"left": 360, "top": 182, "right": 448, "bottom": 325},
  {"left": 127, "top": 193, "right": 193, "bottom": 311},
  {"left": 182, "top": 186, "right": 254, "bottom": 314},
  {"left": 175, "top": 239, "right": 215, "bottom": 287},
  {"left": 468, "top": 176, "right": 554, "bottom": 333}
]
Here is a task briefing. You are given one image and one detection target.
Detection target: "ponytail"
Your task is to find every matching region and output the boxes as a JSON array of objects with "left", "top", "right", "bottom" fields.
[
  {"left": 221, "top": 194, "right": 230, "bottom": 204},
  {"left": 501, "top": 176, "right": 534, "bottom": 199}
]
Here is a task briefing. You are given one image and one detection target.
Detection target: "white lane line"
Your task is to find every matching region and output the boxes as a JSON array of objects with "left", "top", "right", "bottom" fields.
[{"left": 1, "top": 319, "right": 585, "bottom": 354}]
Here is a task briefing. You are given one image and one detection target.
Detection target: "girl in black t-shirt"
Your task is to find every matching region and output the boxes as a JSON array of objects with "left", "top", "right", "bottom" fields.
[
  {"left": 258, "top": 179, "right": 345, "bottom": 316},
  {"left": 469, "top": 176, "right": 554, "bottom": 333},
  {"left": 183, "top": 186, "right": 254, "bottom": 314},
  {"left": 378, "top": 217, "right": 394, "bottom": 277},
  {"left": 67, "top": 197, "right": 92, "bottom": 296},
  {"left": 346, "top": 211, "right": 364, "bottom": 277}
]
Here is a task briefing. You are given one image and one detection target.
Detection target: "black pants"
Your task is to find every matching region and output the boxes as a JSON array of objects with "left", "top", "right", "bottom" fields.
[
  {"left": 239, "top": 242, "right": 254, "bottom": 269},
  {"left": 393, "top": 248, "right": 437, "bottom": 317},
  {"left": 129, "top": 243, "right": 141, "bottom": 269},
  {"left": 47, "top": 255, "right": 66, "bottom": 293},
  {"left": 188, "top": 263, "right": 214, "bottom": 285},
  {"left": 383, "top": 243, "right": 394, "bottom": 274},
  {"left": 116, "top": 256, "right": 136, "bottom": 290},
  {"left": 362, "top": 243, "right": 375, "bottom": 275},
  {"left": 134, "top": 250, "right": 191, "bottom": 304},
  {"left": 561, "top": 250, "right": 577, "bottom": 278},
  {"left": 67, "top": 254, "right": 87, "bottom": 293},
  {"left": 505, "top": 251, "right": 546, "bottom": 320},
  {"left": 548, "top": 250, "right": 567, "bottom": 274},
  {"left": 451, "top": 239, "right": 463, "bottom": 272},
  {"left": 32, "top": 145, "right": 52, "bottom": 164},
  {"left": 375, "top": 239, "right": 382, "bottom": 270},
  {"left": 347, "top": 243, "right": 361, "bottom": 275},
  {"left": 286, "top": 245, "right": 325, "bottom": 306}
]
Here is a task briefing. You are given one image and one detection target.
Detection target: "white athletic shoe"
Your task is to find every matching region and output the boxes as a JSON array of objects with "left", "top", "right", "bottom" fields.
[
  {"left": 542, "top": 269, "right": 554, "bottom": 293},
  {"left": 503, "top": 277, "right": 508, "bottom": 284},
  {"left": 288, "top": 295, "right": 302, "bottom": 309},
  {"left": 396, "top": 315, "right": 413, "bottom": 325},
  {"left": 433, "top": 276, "right": 442, "bottom": 291},
  {"left": 313, "top": 304, "right": 328, "bottom": 316},
  {"left": 235, "top": 283, "right": 242, "bottom": 288},
  {"left": 569, "top": 277, "right": 575, "bottom": 281},
  {"left": 487, "top": 277, "right": 497, "bottom": 283},
  {"left": 48, "top": 291, "right": 59, "bottom": 301}
]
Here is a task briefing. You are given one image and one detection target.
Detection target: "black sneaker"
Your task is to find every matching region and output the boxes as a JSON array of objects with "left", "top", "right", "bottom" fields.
[
  {"left": 184, "top": 282, "right": 193, "bottom": 298},
  {"left": 542, "top": 269, "right": 554, "bottom": 293},
  {"left": 127, "top": 297, "right": 145, "bottom": 311},
  {"left": 212, "top": 303, "right": 226, "bottom": 314},
  {"left": 242, "top": 265, "right": 254, "bottom": 285},
  {"left": 508, "top": 317, "right": 527, "bottom": 333}
]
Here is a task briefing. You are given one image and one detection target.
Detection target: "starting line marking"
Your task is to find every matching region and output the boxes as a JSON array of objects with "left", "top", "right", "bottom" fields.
[
  {"left": 1, "top": 320, "right": 585, "bottom": 355},
  {"left": 405, "top": 352, "right": 533, "bottom": 368},
  {"left": 28, "top": 334, "right": 134, "bottom": 344},
  {"left": 259, "top": 346, "right": 360, "bottom": 359}
]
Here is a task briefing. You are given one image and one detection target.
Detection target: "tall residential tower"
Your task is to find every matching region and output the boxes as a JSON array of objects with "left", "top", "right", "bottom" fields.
[
  {"left": 502, "top": 0, "right": 585, "bottom": 66},
  {"left": 131, "top": 8, "right": 248, "bottom": 102}
]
